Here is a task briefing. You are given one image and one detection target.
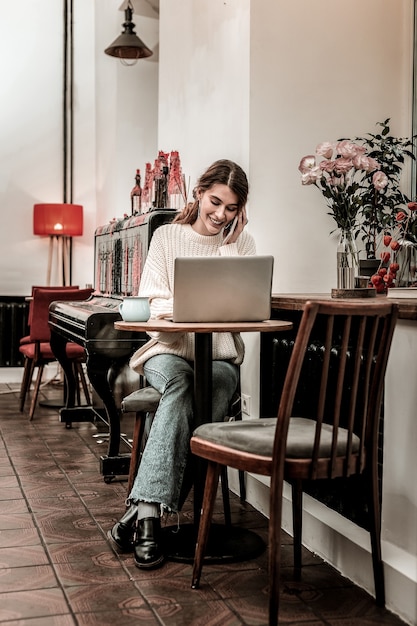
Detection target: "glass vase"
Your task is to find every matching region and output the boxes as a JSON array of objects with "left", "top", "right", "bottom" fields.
[
  {"left": 337, "top": 229, "right": 359, "bottom": 289},
  {"left": 395, "top": 241, "right": 417, "bottom": 287}
]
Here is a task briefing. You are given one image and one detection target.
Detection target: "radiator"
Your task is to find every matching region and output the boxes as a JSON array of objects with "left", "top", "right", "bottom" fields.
[{"left": 0, "top": 297, "right": 30, "bottom": 367}]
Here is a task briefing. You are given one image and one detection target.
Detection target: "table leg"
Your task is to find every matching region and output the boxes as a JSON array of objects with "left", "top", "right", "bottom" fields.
[
  {"left": 193, "top": 332, "right": 212, "bottom": 522},
  {"left": 163, "top": 331, "right": 265, "bottom": 564}
]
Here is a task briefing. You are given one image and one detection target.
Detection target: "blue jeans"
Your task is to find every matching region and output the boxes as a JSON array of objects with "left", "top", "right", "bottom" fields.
[{"left": 128, "top": 353, "right": 239, "bottom": 512}]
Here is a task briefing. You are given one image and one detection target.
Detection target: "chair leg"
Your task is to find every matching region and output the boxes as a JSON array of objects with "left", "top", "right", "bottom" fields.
[
  {"left": 19, "top": 357, "right": 33, "bottom": 412},
  {"left": 268, "top": 472, "right": 286, "bottom": 626},
  {"left": 367, "top": 469, "right": 385, "bottom": 606},
  {"left": 28, "top": 365, "right": 44, "bottom": 421},
  {"left": 191, "top": 461, "right": 221, "bottom": 589},
  {"left": 127, "top": 411, "right": 146, "bottom": 495},
  {"left": 220, "top": 466, "right": 231, "bottom": 526},
  {"left": 238, "top": 469, "right": 246, "bottom": 501},
  {"left": 292, "top": 479, "right": 303, "bottom": 577}
]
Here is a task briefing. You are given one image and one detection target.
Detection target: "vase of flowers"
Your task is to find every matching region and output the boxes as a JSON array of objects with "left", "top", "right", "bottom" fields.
[{"left": 298, "top": 139, "right": 384, "bottom": 289}]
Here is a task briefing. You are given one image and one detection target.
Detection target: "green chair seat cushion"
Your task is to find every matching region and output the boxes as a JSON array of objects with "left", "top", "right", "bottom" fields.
[
  {"left": 121, "top": 387, "right": 162, "bottom": 413},
  {"left": 193, "top": 417, "right": 360, "bottom": 458}
]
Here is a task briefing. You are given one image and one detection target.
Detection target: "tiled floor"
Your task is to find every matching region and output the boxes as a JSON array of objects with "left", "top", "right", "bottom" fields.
[{"left": 0, "top": 379, "right": 407, "bottom": 625}]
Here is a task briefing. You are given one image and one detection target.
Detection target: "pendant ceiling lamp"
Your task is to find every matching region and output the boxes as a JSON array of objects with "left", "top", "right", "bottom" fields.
[{"left": 105, "top": 0, "right": 153, "bottom": 66}]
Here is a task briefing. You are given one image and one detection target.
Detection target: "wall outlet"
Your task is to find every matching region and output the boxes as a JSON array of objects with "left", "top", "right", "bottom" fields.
[{"left": 241, "top": 393, "right": 251, "bottom": 416}]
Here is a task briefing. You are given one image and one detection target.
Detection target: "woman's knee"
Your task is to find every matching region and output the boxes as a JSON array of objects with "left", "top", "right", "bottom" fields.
[{"left": 144, "top": 354, "right": 193, "bottom": 394}]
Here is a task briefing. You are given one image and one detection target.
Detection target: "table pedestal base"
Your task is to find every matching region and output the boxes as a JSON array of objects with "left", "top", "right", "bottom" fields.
[{"left": 162, "top": 523, "right": 265, "bottom": 564}]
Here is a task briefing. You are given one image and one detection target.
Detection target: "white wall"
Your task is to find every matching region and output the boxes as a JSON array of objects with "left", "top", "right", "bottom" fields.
[
  {"left": 0, "top": 0, "right": 158, "bottom": 295},
  {"left": 249, "top": 0, "right": 414, "bottom": 294},
  {"left": 158, "top": 0, "right": 250, "bottom": 188}
]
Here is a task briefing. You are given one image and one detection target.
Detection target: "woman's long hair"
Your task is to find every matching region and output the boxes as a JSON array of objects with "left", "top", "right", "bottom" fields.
[{"left": 174, "top": 159, "right": 249, "bottom": 225}]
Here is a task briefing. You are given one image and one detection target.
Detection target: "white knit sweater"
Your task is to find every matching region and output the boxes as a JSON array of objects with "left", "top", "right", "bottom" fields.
[{"left": 129, "top": 223, "right": 257, "bottom": 374}]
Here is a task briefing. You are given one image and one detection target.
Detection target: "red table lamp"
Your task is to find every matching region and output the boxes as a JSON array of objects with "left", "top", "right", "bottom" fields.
[{"left": 33, "top": 203, "right": 83, "bottom": 285}]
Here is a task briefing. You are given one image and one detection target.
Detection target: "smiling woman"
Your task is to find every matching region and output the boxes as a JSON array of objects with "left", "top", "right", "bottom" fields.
[{"left": 109, "top": 159, "right": 257, "bottom": 570}]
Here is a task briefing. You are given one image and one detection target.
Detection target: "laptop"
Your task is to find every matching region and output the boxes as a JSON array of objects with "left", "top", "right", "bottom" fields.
[{"left": 172, "top": 255, "right": 274, "bottom": 323}]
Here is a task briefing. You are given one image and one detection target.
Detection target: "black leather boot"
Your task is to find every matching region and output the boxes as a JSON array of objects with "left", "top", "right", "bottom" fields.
[
  {"left": 108, "top": 505, "right": 138, "bottom": 552},
  {"left": 134, "top": 517, "right": 165, "bottom": 569}
]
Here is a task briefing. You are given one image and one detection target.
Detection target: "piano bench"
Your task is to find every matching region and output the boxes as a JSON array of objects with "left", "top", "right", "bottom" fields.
[{"left": 120, "top": 386, "right": 244, "bottom": 525}]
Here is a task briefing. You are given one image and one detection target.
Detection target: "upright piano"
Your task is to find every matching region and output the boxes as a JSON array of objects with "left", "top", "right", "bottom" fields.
[{"left": 49, "top": 209, "right": 177, "bottom": 481}]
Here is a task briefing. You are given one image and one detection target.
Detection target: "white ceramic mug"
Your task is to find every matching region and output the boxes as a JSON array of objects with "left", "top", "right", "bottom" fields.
[{"left": 119, "top": 296, "right": 150, "bottom": 322}]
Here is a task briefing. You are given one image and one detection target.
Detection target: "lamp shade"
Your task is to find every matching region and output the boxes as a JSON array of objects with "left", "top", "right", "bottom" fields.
[
  {"left": 33, "top": 203, "right": 83, "bottom": 236},
  {"left": 104, "top": 5, "right": 153, "bottom": 61}
]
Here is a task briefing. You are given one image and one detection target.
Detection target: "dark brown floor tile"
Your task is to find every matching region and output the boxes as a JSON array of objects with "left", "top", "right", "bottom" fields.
[
  {"left": 66, "top": 581, "right": 146, "bottom": 614},
  {"left": 0, "top": 526, "right": 41, "bottom": 547},
  {"left": 0, "top": 500, "right": 30, "bottom": 514},
  {"left": 47, "top": 539, "right": 115, "bottom": 563},
  {"left": 0, "top": 564, "right": 57, "bottom": 592},
  {"left": 0, "top": 588, "right": 70, "bottom": 620},
  {"left": 27, "top": 495, "right": 85, "bottom": 511},
  {"left": 295, "top": 584, "right": 405, "bottom": 624},
  {"left": 138, "top": 573, "right": 220, "bottom": 606},
  {"left": 36, "top": 509, "right": 103, "bottom": 544},
  {"left": 0, "top": 616, "right": 77, "bottom": 626},
  {"left": 123, "top": 555, "right": 192, "bottom": 580},
  {"left": 0, "top": 545, "right": 49, "bottom": 567},
  {"left": 0, "top": 488, "right": 27, "bottom": 502},
  {"left": 152, "top": 599, "right": 244, "bottom": 625},
  {"left": 6, "top": 462, "right": 62, "bottom": 476},
  {"left": 54, "top": 551, "right": 132, "bottom": 586},
  {"left": 68, "top": 470, "right": 110, "bottom": 485},
  {"left": 0, "top": 472, "right": 16, "bottom": 481},
  {"left": 74, "top": 481, "right": 128, "bottom": 500},
  {"left": 74, "top": 608, "right": 160, "bottom": 625},
  {"left": 227, "top": 589, "right": 321, "bottom": 625},
  {"left": 204, "top": 567, "right": 269, "bottom": 600},
  {"left": 282, "top": 562, "right": 354, "bottom": 589}
]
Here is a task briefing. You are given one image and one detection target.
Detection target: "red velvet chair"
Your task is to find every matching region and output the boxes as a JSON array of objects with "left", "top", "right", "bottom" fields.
[
  {"left": 19, "top": 287, "right": 92, "bottom": 420},
  {"left": 19, "top": 285, "right": 79, "bottom": 347}
]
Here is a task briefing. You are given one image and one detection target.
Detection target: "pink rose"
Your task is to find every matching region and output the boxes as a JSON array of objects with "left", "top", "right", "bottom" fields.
[
  {"left": 300, "top": 167, "right": 322, "bottom": 185},
  {"left": 320, "top": 160, "right": 336, "bottom": 173},
  {"left": 372, "top": 171, "right": 388, "bottom": 190},
  {"left": 298, "top": 155, "right": 316, "bottom": 174},
  {"left": 336, "top": 140, "right": 366, "bottom": 159},
  {"left": 316, "top": 142, "right": 334, "bottom": 159},
  {"left": 396, "top": 211, "right": 406, "bottom": 222},
  {"left": 366, "top": 157, "right": 380, "bottom": 172},
  {"left": 352, "top": 155, "right": 380, "bottom": 172},
  {"left": 408, "top": 202, "right": 417, "bottom": 211},
  {"left": 334, "top": 157, "right": 353, "bottom": 174}
]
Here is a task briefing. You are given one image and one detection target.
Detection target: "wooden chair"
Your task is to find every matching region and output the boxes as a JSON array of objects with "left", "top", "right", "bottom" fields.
[
  {"left": 19, "top": 287, "right": 93, "bottom": 420},
  {"left": 19, "top": 285, "right": 79, "bottom": 346},
  {"left": 190, "top": 299, "right": 398, "bottom": 626}
]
